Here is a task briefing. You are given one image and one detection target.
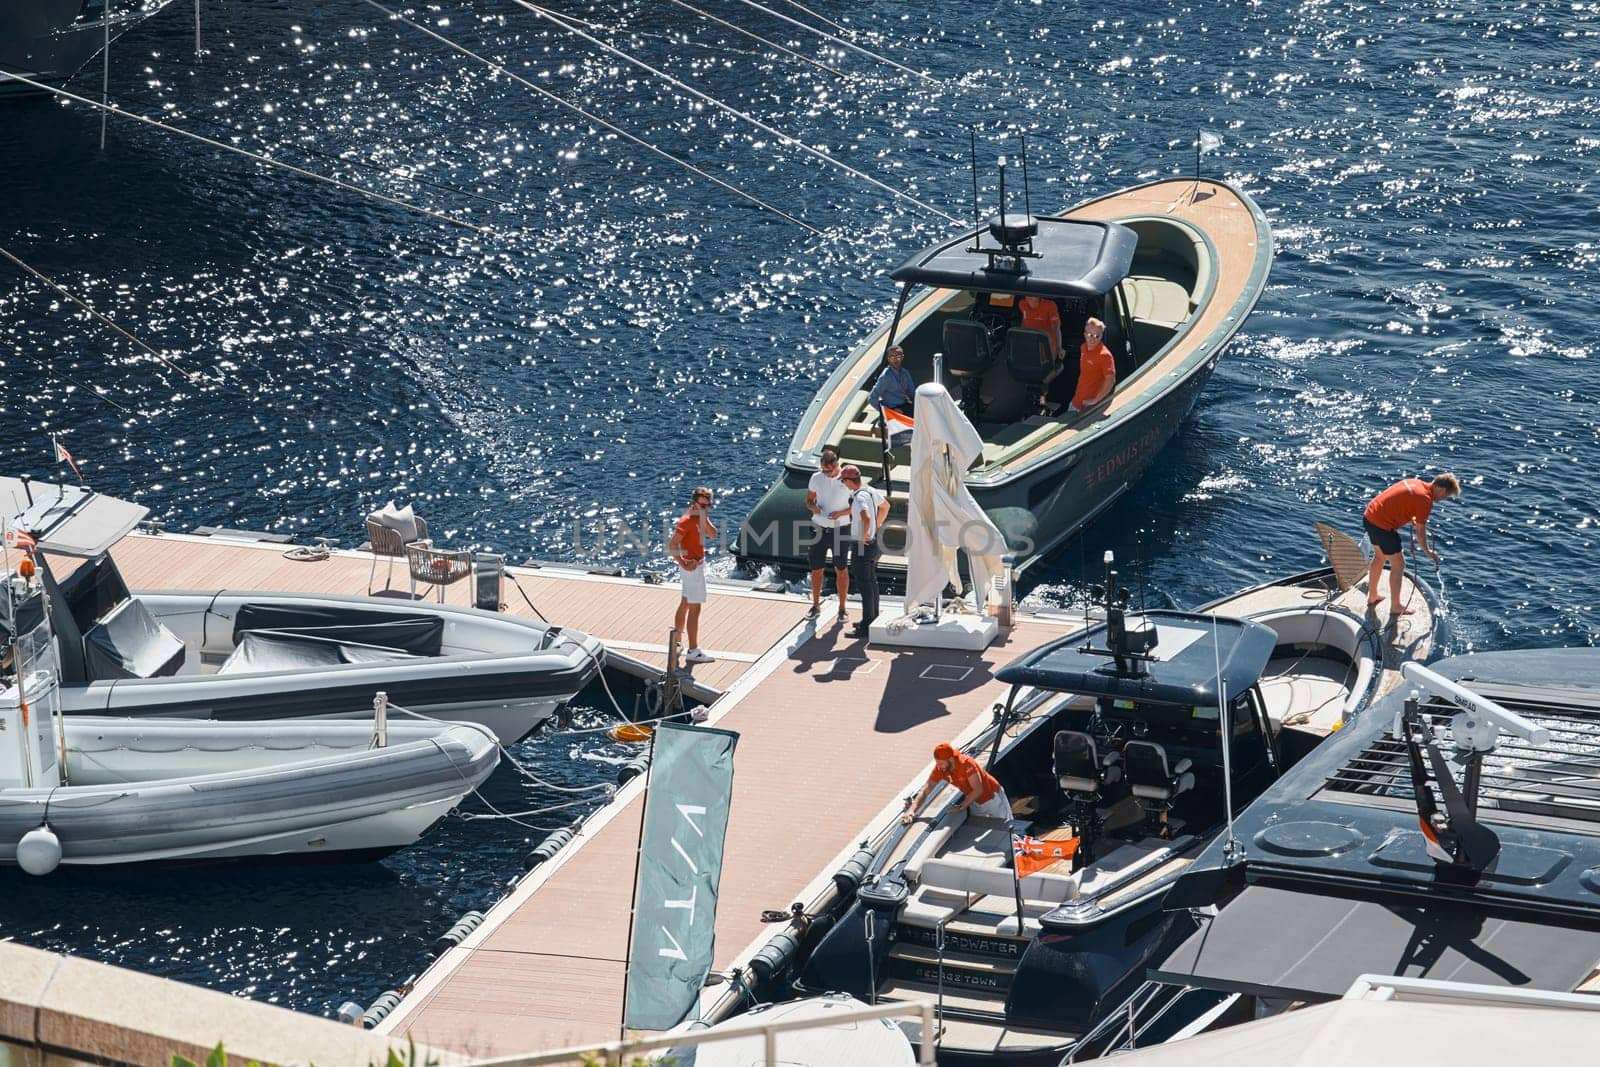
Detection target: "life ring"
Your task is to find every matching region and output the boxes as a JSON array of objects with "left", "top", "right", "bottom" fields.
[{"left": 607, "top": 723, "right": 654, "bottom": 744}]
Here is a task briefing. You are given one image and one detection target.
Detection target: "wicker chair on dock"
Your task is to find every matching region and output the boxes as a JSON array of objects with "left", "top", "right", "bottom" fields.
[
  {"left": 366, "top": 506, "right": 430, "bottom": 597},
  {"left": 406, "top": 544, "right": 472, "bottom": 603}
]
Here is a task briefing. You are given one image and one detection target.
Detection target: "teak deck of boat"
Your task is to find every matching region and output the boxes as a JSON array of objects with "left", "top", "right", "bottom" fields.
[{"left": 93, "top": 531, "right": 1084, "bottom": 1056}]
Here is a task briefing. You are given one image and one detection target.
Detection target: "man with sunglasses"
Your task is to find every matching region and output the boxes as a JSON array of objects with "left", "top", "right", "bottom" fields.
[
  {"left": 805, "top": 447, "right": 853, "bottom": 622},
  {"left": 669, "top": 486, "right": 718, "bottom": 664}
]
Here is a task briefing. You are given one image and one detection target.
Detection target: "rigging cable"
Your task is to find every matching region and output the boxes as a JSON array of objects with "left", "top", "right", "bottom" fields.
[
  {"left": 355, "top": 0, "right": 824, "bottom": 235},
  {"left": 0, "top": 70, "right": 492, "bottom": 236},
  {"left": 0, "top": 242, "right": 201, "bottom": 383},
  {"left": 773, "top": 0, "right": 854, "bottom": 37},
  {"left": 658, "top": 0, "right": 847, "bottom": 80},
  {"left": 720, "top": 0, "right": 937, "bottom": 84},
  {"left": 511, "top": 0, "right": 959, "bottom": 222},
  {"left": 75, "top": 81, "right": 512, "bottom": 209}
]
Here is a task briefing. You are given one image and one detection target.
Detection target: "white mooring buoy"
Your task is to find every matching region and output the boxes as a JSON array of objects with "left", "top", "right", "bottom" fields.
[{"left": 17, "top": 824, "right": 62, "bottom": 876}]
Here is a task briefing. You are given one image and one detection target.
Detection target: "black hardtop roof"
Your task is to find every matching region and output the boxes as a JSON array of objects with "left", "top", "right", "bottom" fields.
[
  {"left": 889, "top": 215, "right": 1138, "bottom": 300},
  {"left": 995, "top": 610, "right": 1277, "bottom": 707},
  {"left": 1173, "top": 647, "right": 1600, "bottom": 916}
]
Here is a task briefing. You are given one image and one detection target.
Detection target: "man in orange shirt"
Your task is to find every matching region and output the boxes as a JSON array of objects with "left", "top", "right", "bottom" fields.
[
  {"left": 1070, "top": 317, "right": 1116, "bottom": 413},
  {"left": 900, "top": 742, "right": 1012, "bottom": 825},
  {"left": 1019, "top": 295, "right": 1062, "bottom": 357},
  {"left": 669, "top": 486, "right": 718, "bottom": 663},
  {"left": 1363, "top": 473, "right": 1461, "bottom": 614}
]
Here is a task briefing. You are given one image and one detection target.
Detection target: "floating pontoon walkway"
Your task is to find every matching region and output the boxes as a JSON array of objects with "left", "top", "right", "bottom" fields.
[{"left": 97, "top": 531, "right": 1083, "bottom": 1057}]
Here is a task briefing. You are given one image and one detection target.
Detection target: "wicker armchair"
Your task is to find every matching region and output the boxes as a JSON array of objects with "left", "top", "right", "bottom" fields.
[
  {"left": 406, "top": 544, "right": 472, "bottom": 603},
  {"left": 366, "top": 514, "right": 430, "bottom": 596}
]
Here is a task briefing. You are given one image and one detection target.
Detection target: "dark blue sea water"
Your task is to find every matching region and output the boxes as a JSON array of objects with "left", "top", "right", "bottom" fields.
[{"left": 2, "top": 0, "right": 1598, "bottom": 1016}]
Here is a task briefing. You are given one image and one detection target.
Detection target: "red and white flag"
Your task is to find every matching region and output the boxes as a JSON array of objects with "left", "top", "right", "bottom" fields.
[
  {"left": 1013, "top": 834, "right": 1079, "bottom": 878},
  {"left": 883, "top": 406, "right": 915, "bottom": 445},
  {"left": 52, "top": 436, "right": 83, "bottom": 483}
]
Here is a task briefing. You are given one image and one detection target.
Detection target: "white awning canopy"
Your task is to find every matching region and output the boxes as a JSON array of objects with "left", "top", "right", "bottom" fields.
[{"left": 902, "top": 382, "right": 1007, "bottom": 613}]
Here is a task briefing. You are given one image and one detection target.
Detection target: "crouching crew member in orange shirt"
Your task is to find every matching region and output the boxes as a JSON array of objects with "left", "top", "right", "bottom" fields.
[
  {"left": 1071, "top": 317, "right": 1117, "bottom": 413},
  {"left": 901, "top": 742, "right": 1012, "bottom": 825},
  {"left": 1363, "top": 472, "right": 1461, "bottom": 615}
]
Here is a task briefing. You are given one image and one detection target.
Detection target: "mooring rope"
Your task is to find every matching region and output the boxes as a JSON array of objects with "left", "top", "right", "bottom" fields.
[
  {"left": 356, "top": 0, "right": 824, "bottom": 235},
  {"left": 511, "top": 0, "right": 960, "bottom": 223},
  {"left": 0, "top": 69, "right": 492, "bottom": 235}
]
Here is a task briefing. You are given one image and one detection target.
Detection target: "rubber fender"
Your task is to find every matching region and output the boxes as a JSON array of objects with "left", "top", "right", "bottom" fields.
[
  {"left": 361, "top": 991, "right": 404, "bottom": 1029},
  {"left": 748, "top": 928, "right": 802, "bottom": 983},
  {"left": 431, "top": 910, "right": 486, "bottom": 956},
  {"left": 523, "top": 826, "right": 576, "bottom": 871},
  {"left": 831, "top": 847, "right": 876, "bottom": 895},
  {"left": 617, "top": 751, "right": 652, "bottom": 786}
]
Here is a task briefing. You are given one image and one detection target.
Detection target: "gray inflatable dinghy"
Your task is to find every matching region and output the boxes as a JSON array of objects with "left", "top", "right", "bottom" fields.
[
  {"left": 0, "top": 581, "right": 499, "bottom": 873},
  {"left": 3, "top": 478, "right": 603, "bottom": 743}
]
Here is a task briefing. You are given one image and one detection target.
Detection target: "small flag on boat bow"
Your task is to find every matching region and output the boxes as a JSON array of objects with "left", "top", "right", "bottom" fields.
[
  {"left": 52, "top": 436, "right": 83, "bottom": 484},
  {"left": 1197, "top": 130, "right": 1223, "bottom": 154},
  {"left": 1013, "top": 834, "right": 1078, "bottom": 878}
]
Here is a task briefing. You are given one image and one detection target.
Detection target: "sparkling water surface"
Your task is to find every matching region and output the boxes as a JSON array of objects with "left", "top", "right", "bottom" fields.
[{"left": 2, "top": 0, "right": 1599, "bottom": 1015}]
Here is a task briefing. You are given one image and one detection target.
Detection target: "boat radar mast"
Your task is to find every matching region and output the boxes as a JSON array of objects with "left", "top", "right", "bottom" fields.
[
  {"left": 1078, "top": 550, "right": 1159, "bottom": 677},
  {"left": 965, "top": 132, "right": 1040, "bottom": 272}
]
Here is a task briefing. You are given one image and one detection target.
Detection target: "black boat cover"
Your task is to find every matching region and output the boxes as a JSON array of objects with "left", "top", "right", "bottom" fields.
[
  {"left": 232, "top": 603, "right": 445, "bottom": 656},
  {"left": 82, "top": 597, "right": 186, "bottom": 680},
  {"left": 1151, "top": 884, "right": 1600, "bottom": 1000},
  {"left": 889, "top": 217, "right": 1139, "bottom": 300}
]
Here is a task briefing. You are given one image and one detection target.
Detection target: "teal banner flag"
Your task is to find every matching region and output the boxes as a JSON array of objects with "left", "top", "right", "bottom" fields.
[{"left": 623, "top": 722, "right": 739, "bottom": 1031}]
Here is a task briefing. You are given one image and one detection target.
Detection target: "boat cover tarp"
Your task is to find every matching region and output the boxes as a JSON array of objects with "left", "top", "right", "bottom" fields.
[
  {"left": 0, "top": 479, "right": 147, "bottom": 558},
  {"left": 889, "top": 217, "right": 1138, "bottom": 299},
  {"left": 903, "top": 382, "right": 1007, "bottom": 613},
  {"left": 82, "top": 598, "right": 186, "bottom": 680},
  {"left": 1151, "top": 884, "right": 1600, "bottom": 1001},
  {"left": 232, "top": 603, "right": 444, "bottom": 656},
  {"left": 57, "top": 553, "right": 133, "bottom": 633},
  {"left": 217, "top": 631, "right": 417, "bottom": 676},
  {"left": 1101, "top": 997, "right": 1600, "bottom": 1067}
]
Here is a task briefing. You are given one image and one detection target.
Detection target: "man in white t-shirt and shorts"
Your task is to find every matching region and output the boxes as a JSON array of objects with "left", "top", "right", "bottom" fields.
[{"left": 805, "top": 447, "right": 852, "bottom": 623}]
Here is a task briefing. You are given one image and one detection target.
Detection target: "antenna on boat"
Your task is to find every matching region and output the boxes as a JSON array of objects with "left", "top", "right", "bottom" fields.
[
  {"left": 1212, "top": 610, "right": 1241, "bottom": 863},
  {"left": 997, "top": 155, "right": 1008, "bottom": 228},
  {"left": 969, "top": 130, "right": 981, "bottom": 251},
  {"left": 1020, "top": 133, "right": 1032, "bottom": 225}
]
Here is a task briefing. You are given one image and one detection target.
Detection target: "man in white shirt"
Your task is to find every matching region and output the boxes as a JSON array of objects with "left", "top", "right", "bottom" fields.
[
  {"left": 840, "top": 465, "right": 890, "bottom": 639},
  {"left": 805, "top": 447, "right": 853, "bottom": 622}
]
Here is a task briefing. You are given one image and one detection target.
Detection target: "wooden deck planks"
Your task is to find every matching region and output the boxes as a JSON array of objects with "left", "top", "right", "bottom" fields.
[{"left": 391, "top": 617, "right": 1078, "bottom": 1056}]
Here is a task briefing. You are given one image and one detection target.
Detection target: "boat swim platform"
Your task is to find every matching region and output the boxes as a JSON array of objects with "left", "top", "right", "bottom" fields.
[{"left": 90, "top": 531, "right": 1085, "bottom": 1055}]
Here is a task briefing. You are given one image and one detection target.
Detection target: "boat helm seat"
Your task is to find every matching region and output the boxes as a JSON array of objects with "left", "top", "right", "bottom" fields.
[
  {"left": 942, "top": 319, "right": 993, "bottom": 422},
  {"left": 1054, "top": 729, "right": 1121, "bottom": 800},
  {"left": 1123, "top": 741, "right": 1194, "bottom": 837},
  {"left": 1006, "top": 328, "right": 1061, "bottom": 413}
]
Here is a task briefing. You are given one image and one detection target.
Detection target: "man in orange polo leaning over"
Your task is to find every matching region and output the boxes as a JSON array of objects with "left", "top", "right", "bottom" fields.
[
  {"left": 1363, "top": 472, "right": 1461, "bottom": 615},
  {"left": 1070, "top": 317, "right": 1117, "bottom": 414},
  {"left": 900, "top": 742, "right": 1012, "bottom": 825}
]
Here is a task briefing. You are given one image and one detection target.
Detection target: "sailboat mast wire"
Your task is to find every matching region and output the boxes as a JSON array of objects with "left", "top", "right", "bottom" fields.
[
  {"left": 659, "top": 0, "right": 847, "bottom": 80},
  {"left": 0, "top": 242, "right": 200, "bottom": 383},
  {"left": 0, "top": 70, "right": 493, "bottom": 236},
  {"left": 773, "top": 0, "right": 854, "bottom": 37},
  {"left": 512, "top": 0, "right": 959, "bottom": 223},
  {"left": 77, "top": 81, "right": 512, "bottom": 208},
  {"left": 355, "top": 0, "right": 824, "bottom": 235},
  {"left": 721, "top": 0, "right": 937, "bottom": 84}
]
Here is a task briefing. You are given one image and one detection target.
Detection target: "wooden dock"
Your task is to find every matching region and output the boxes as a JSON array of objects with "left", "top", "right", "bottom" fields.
[{"left": 95, "top": 531, "right": 1082, "bottom": 1057}]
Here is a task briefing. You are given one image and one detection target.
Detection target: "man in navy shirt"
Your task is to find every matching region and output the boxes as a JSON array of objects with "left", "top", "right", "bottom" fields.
[{"left": 868, "top": 345, "right": 916, "bottom": 417}]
